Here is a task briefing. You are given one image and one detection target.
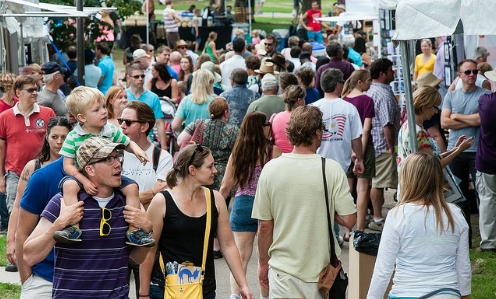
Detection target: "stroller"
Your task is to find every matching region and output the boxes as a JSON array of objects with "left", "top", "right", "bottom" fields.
[{"left": 152, "top": 97, "right": 179, "bottom": 157}]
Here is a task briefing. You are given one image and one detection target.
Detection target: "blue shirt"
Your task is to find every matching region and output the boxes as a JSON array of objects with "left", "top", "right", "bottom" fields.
[
  {"left": 97, "top": 56, "right": 115, "bottom": 96},
  {"left": 167, "top": 65, "right": 178, "bottom": 81},
  {"left": 126, "top": 89, "right": 164, "bottom": 120},
  {"left": 220, "top": 85, "right": 260, "bottom": 127},
  {"left": 305, "top": 87, "right": 321, "bottom": 105},
  {"left": 176, "top": 94, "right": 215, "bottom": 127},
  {"left": 19, "top": 157, "right": 66, "bottom": 282}
]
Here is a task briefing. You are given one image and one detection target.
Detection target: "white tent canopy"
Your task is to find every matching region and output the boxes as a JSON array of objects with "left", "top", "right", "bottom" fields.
[{"left": 392, "top": 0, "right": 496, "bottom": 41}]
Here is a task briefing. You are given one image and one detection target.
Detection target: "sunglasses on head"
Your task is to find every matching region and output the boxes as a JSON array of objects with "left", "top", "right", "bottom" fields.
[
  {"left": 131, "top": 74, "right": 146, "bottom": 79},
  {"left": 117, "top": 118, "right": 141, "bottom": 126},
  {"left": 188, "top": 144, "right": 204, "bottom": 166},
  {"left": 461, "top": 69, "right": 478, "bottom": 76},
  {"left": 100, "top": 207, "right": 112, "bottom": 236}
]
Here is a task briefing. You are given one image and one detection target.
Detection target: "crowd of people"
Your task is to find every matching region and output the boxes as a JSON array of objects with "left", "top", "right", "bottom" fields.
[{"left": 2, "top": 0, "right": 496, "bottom": 298}]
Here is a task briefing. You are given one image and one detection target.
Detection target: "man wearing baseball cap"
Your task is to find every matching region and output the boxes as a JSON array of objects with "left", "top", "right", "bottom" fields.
[
  {"left": 38, "top": 61, "right": 69, "bottom": 117},
  {"left": 24, "top": 136, "right": 152, "bottom": 298},
  {"left": 133, "top": 48, "right": 153, "bottom": 86}
]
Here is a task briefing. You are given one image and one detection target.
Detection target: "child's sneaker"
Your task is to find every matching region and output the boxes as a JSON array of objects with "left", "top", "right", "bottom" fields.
[
  {"left": 126, "top": 228, "right": 155, "bottom": 247},
  {"left": 53, "top": 226, "right": 82, "bottom": 243}
]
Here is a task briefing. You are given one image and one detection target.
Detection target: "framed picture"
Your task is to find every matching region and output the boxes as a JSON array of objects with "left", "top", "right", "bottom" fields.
[
  {"left": 444, "top": 42, "right": 450, "bottom": 63},
  {"left": 445, "top": 66, "right": 452, "bottom": 88},
  {"left": 443, "top": 169, "right": 464, "bottom": 203}
]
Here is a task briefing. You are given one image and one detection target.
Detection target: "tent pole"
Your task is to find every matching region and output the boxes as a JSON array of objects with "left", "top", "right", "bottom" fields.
[
  {"left": 400, "top": 40, "right": 418, "bottom": 152},
  {"left": 145, "top": 0, "right": 149, "bottom": 45},
  {"left": 76, "top": 0, "right": 85, "bottom": 85},
  {"left": 0, "top": 19, "right": 4, "bottom": 73}
]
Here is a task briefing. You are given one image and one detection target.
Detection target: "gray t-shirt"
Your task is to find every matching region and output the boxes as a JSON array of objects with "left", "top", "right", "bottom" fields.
[
  {"left": 442, "top": 87, "right": 490, "bottom": 152},
  {"left": 37, "top": 88, "right": 68, "bottom": 116}
]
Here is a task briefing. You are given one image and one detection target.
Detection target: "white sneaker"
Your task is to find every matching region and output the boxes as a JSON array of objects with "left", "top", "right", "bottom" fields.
[{"left": 368, "top": 220, "right": 384, "bottom": 231}]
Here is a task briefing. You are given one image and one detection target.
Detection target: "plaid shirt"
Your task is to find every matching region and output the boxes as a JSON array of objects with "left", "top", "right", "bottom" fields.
[{"left": 364, "top": 82, "right": 401, "bottom": 157}]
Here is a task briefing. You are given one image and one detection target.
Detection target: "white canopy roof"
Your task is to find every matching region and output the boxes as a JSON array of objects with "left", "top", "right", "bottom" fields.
[{"left": 393, "top": 0, "right": 496, "bottom": 40}]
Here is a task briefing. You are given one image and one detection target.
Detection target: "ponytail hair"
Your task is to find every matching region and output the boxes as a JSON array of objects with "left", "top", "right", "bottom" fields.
[{"left": 341, "top": 69, "right": 371, "bottom": 98}]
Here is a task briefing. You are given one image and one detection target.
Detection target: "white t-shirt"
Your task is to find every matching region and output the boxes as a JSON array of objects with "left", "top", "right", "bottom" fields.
[
  {"left": 367, "top": 203, "right": 471, "bottom": 298},
  {"left": 122, "top": 144, "right": 173, "bottom": 191},
  {"left": 311, "top": 98, "right": 362, "bottom": 172}
]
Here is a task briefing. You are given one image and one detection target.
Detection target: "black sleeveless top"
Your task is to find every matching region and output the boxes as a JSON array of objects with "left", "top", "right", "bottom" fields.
[
  {"left": 151, "top": 81, "right": 172, "bottom": 99},
  {"left": 159, "top": 189, "right": 218, "bottom": 294}
]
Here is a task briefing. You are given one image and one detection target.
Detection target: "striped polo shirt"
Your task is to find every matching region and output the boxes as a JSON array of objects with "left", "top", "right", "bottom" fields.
[{"left": 42, "top": 191, "right": 130, "bottom": 298}]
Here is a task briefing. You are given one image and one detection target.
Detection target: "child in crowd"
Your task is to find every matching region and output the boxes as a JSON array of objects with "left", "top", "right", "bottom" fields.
[
  {"left": 251, "top": 29, "right": 260, "bottom": 45},
  {"left": 53, "top": 86, "right": 154, "bottom": 247},
  {"left": 192, "top": 9, "right": 201, "bottom": 52},
  {"left": 233, "top": 29, "right": 245, "bottom": 42}
]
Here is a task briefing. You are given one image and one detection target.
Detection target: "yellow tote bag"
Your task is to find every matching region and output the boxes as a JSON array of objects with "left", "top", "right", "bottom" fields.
[{"left": 162, "top": 187, "right": 212, "bottom": 299}]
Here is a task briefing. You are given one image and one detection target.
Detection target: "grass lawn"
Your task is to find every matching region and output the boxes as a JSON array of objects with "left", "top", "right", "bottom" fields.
[
  {"left": 0, "top": 236, "right": 8, "bottom": 267},
  {"left": 0, "top": 236, "right": 20, "bottom": 299}
]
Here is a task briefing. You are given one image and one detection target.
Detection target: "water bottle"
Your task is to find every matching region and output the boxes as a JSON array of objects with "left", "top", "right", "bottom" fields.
[{"left": 207, "top": 16, "right": 213, "bottom": 27}]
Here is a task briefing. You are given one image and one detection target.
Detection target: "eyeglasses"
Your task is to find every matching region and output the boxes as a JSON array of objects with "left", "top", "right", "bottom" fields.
[
  {"left": 131, "top": 74, "right": 146, "bottom": 79},
  {"left": 118, "top": 118, "right": 141, "bottom": 126},
  {"left": 88, "top": 152, "right": 124, "bottom": 166},
  {"left": 188, "top": 144, "right": 204, "bottom": 166},
  {"left": 147, "top": 49, "right": 154, "bottom": 52},
  {"left": 461, "top": 69, "right": 478, "bottom": 76},
  {"left": 263, "top": 121, "right": 271, "bottom": 127},
  {"left": 179, "top": 46, "right": 186, "bottom": 49},
  {"left": 22, "top": 88, "right": 40, "bottom": 93},
  {"left": 265, "top": 43, "right": 273, "bottom": 47},
  {"left": 100, "top": 207, "right": 112, "bottom": 236}
]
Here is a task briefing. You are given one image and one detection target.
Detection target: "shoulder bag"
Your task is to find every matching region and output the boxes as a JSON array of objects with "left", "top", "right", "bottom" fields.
[
  {"left": 318, "top": 157, "right": 348, "bottom": 299},
  {"left": 161, "top": 187, "right": 212, "bottom": 299}
]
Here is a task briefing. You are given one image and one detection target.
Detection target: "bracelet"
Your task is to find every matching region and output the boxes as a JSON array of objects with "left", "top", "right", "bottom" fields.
[{"left": 139, "top": 295, "right": 149, "bottom": 298}]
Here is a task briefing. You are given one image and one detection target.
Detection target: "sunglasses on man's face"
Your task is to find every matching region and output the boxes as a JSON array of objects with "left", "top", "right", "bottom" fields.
[
  {"left": 460, "top": 69, "right": 478, "bottom": 76},
  {"left": 118, "top": 118, "right": 141, "bottom": 126},
  {"left": 22, "top": 88, "right": 40, "bottom": 93},
  {"left": 265, "top": 43, "right": 273, "bottom": 47},
  {"left": 131, "top": 74, "right": 146, "bottom": 79}
]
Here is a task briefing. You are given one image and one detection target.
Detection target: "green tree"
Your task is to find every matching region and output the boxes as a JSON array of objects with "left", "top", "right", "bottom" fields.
[
  {"left": 45, "top": 0, "right": 142, "bottom": 50},
  {"left": 301, "top": 0, "right": 321, "bottom": 13}
]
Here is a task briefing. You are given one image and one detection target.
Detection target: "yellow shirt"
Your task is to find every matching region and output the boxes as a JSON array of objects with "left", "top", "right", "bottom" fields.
[{"left": 414, "top": 53, "right": 436, "bottom": 77}]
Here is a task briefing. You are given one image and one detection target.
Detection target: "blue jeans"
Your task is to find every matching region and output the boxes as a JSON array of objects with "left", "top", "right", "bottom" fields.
[
  {"left": 0, "top": 192, "right": 8, "bottom": 231},
  {"left": 307, "top": 31, "right": 323, "bottom": 44}
]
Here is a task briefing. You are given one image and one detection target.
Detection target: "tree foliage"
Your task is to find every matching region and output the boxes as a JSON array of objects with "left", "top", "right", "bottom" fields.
[
  {"left": 301, "top": 0, "right": 321, "bottom": 13},
  {"left": 45, "top": 0, "right": 141, "bottom": 50}
]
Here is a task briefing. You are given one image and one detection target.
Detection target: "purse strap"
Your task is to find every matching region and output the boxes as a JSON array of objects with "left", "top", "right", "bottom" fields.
[
  {"left": 193, "top": 119, "right": 205, "bottom": 145},
  {"left": 201, "top": 187, "right": 212, "bottom": 273},
  {"left": 321, "top": 157, "right": 338, "bottom": 266}
]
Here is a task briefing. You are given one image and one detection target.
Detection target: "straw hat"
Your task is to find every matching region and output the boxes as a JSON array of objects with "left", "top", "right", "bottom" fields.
[
  {"left": 255, "top": 61, "right": 279, "bottom": 75},
  {"left": 416, "top": 72, "right": 443, "bottom": 88}
]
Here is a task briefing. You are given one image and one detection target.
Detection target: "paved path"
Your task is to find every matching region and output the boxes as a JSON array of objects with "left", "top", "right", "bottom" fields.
[{"left": 0, "top": 190, "right": 396, "bottom": 298}]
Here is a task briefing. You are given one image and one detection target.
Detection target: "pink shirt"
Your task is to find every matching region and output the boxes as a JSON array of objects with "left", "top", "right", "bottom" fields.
[{"left": 271, "top": 111, "right": 293, "bottom": 153}]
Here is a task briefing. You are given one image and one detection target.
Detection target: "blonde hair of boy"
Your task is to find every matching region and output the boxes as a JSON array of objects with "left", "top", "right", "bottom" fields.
[{"left": 66, "top": 86, "right": 105, "bottom": 118}]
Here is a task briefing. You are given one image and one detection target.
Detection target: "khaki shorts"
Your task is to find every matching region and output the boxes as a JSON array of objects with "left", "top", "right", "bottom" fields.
[
  {"left": 347, "top": 144, "right": 376, "bottom": 179},
  {"left": 371, "top": 150, "right": 397, "bottom": 189},
  {"left": 268, "top": 267, "right": 321, "bottom": 299},
  {"left": 21, "top": 274, "right": 52, "bottom": 299}
]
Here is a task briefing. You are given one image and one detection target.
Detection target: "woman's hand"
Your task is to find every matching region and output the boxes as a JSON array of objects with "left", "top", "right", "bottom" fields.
[
  {"left": 239, "top": 285, "right": 255, "bottom": 299},
  {"left": 457, "top": 136, "right": 474, "bottom": 152}
]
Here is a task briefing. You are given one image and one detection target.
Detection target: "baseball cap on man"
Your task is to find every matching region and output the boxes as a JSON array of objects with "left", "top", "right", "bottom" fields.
[
  {"left": 133, "top": 49, "right": 150, "bottom": 60},
  {"left": 41, "top": 61, "right": 68, "bottom": 75},
  {"left": 76, "top": 137, "right": 125, "bottom": 171}
]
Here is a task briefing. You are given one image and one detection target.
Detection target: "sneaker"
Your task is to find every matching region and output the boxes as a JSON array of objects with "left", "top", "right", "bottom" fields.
[
  {"left": 213, "top": 250, "right": 223, "bottom": 259},
  {"left": 476, "top": 247, "right": 496, "bottom": 253},
  {"left": 5, "top": 263, "right": 18, "bottom": 272},
  {"left": 368, "top": 220, "right": 384, "bottom": 231},
  {"left": 53, "top": 226, "right": 82, "bottom": 243},
  {"left": 126, "top": 229, "right": 155, "bottom": 247}
]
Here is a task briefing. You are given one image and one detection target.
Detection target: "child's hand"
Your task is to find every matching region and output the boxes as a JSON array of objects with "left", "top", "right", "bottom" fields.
[
  {"left": 135, "top": 148, "right": 149, "bottom": 166},
  {"left": 83, "top": 180, "right": 98, "bottom": 195}
]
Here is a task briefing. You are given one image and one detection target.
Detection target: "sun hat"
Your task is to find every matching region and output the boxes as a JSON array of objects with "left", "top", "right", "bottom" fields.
[
  {"left": 76, "top": 137, "right": 125, "bottom": 171},
  {"left": 484, "top": 69, "right": 496, "bottom": 82},
  {"left": 175, "top": 40, "right": 188, "bottom": 48},
  {"left": 267, "top": 54, "right": 289, "bottom": 69},
  {"left": 416, "top": 72, "right": 444, "bottom": 88},
  {"left": 199, "top": 61, "right": 222, "bottom": 83},
  {"left": 261, "top": 73, "right": 279, "bottom": 90},
  {"left": 255, "top": 61, "right": 279, "bottom": 75}
]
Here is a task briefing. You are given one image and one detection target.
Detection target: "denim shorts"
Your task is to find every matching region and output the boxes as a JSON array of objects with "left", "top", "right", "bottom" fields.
[{"left": 230, "top": 195, "right": 258, "bottom": 232}]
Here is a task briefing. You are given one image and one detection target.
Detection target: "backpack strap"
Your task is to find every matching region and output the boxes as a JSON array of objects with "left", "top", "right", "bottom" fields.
[{"left": 152, "top": 145, "right": 162, "bottom": 173}]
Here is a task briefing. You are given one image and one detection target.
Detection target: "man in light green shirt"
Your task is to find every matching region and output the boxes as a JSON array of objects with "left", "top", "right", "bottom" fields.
[{"left": 252, "top": 106, "right": 356, "bottom": 298}]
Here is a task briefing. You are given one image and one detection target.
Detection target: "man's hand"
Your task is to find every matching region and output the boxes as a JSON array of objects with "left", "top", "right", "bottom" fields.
[
  {"left": 56, "top": 199, "right": 84, "bottom": 228},
  {"left": 6, "top": 238, "right": 16, "bottom": 265},
  {"left": 239, "top": 285, "right": 255, "bottom": 299},
  {"left": 258, "top": 263, "right": 269, "bottom": 289},
  {"left": 353, "top": 160, "right": 364, "bottom": 177},
  {"left": 0, "top": 177, "right": 6, "bottom": 194},
  {"left": 123, "top": 205, "right": 152, "bottom": 233}
]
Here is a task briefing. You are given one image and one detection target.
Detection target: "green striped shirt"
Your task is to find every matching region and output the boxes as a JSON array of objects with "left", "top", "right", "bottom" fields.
[{"left": 60, "top": 123, "right": 130, "bottom": 161}]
